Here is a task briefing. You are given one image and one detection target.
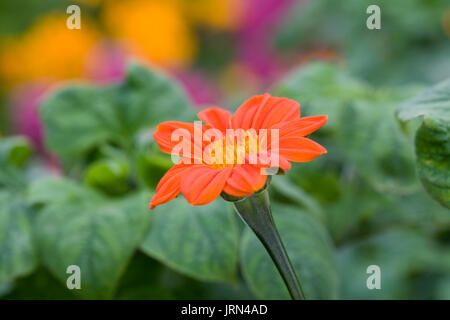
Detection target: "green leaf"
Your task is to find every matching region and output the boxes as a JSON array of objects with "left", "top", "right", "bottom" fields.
[
  {"left": 0, "top": 136, "right": 32, "bottom": 190},
  {"left": 0, "top": 191, "right": 37, "bottom": 284},
  {"left": 140, "top": 197, "right": 240, "bottom": 283},
  {"left": 0, "top": 136, "right": 32, "bottom": 168},
  {"left": 397, "top": 77, "right": 450, "bottom": 208},
  {"left": 28, "top": 177, "right": 101, "bottom": 206},
  {"left": 40, "top": 85, "right": 118, "bottom": 157},
  {"left": 415, "top": 118, "right": 450, "bottom": 208},
  {"left": 35, "top": 183, "right": 150, "bottom": 298},
  {"left": 137, "top": 152, "right": 173, "bottom": 189},
  {"left": 136, "top": 139, "right": 174, "bottom": 189},
  {"left": 338, "top": 101, "right": 417, "bottom": 193},
  {"left": 84, "top": 159, "right": 130, "bottom": 196},
  {"left": 397, "top": 78, "right": 450, "bottom": 122},
  {"left": 0, "top": 138, "right": 37, "bottom": 285},
  {"left": 41, "top": 62, "right": 194, "bottom": 158},
  {"left": 240, "top": 204, "right": 338, "bottom": 299}
]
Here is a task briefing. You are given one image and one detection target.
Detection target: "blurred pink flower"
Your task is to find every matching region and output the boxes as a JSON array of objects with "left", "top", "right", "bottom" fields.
[
  {"left": 9, "top": 82, "right": 62, "bottom": 175},
  {"left": 10, "top": 82, "right": 50, "bottom": 151},
  {"left": 236, "top": 0, "right": 298, "bottom": 82},
  {"left": 85, "top": 41, "right": 127, "bottom": 83},
  {"left": 173, "top": 70, "right": 221, "bottom": 107},
  {"left": 240, "top": 0, "right": 296, "bottom": 37}
]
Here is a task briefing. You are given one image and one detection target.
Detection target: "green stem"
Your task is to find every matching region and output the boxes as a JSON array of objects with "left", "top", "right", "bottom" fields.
[{"left": 232, "top": 189, "right": 306, "bottom": 300}]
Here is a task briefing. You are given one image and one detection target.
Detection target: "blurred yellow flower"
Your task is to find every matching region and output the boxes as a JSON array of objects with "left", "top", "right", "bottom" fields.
[
  {"left": 74, "top": 0, "right": 103, "bottom": 6},
  {"left": 103, "top": 0, "right": 195, "bottom": 68},
  {"left": 0, "top": 14, "right": 99, "bottom": 86},
  {"left": 182, "top": 0, "right": 243, "bottom": 31}
]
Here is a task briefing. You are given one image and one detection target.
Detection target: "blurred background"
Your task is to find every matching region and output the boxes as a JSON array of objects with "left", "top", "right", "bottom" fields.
[{"left": 0, "top": 0, "right": 449, "bottom": 300}]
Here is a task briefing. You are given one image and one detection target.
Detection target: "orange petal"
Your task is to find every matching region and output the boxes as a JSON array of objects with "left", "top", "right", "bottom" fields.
[
  {"left": 231, "top": 94, "right": 271, "bottom": 130},
  {"left": 223, "top": 165, "right": 267, "bottom": 197},
  {"left": 278, "top": 155, "right": 292, "bottom": 171},
  {"left": 231, "top": 94, "right": 300, "bottom": 130},
  {"left": 150, "top": 163, "right": 195, "bottom": 209},
  {"left": 180, "top": 166, "right": 232, "bottom": 205},
  {"left": 251, "top": 96, "right": 300, "bottom": 129},
  {"left": 272, "top": 115, "right": 328, "bottom": 138},
  {"left": 278, "top": 137, "right": 327, "bottom": 162},
  {"left": 198, "top": 107, "right": 232, "bottom": 131},
  {"left": 153, "top": 121, "right": 204, "bottom": 161}
]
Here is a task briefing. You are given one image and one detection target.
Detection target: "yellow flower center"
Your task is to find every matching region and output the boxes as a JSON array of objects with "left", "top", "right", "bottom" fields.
[{"left": 206, "top": 130, "right": 261, "bottom": 170}]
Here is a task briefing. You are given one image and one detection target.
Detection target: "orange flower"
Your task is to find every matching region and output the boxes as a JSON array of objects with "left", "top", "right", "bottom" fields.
[
  {"left": 102, "top": 0, "right": 195, "bottom": 68},
  {"left": 150, "top": 94, "right": 327, "bottom": 209},
  {"left": 0, "top": 14, "right": 99, "bottom": 86}
]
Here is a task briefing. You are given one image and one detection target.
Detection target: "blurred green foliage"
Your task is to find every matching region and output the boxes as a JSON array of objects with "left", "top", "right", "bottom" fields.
[
  {"left": 275, "top": 0, "right": 450, "bottom": 85},
  {"left": 0, "top": 0, "right": 68, "bottom": 36}
]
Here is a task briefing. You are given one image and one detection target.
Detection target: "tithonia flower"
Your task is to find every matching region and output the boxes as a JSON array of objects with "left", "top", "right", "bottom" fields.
[{"left": 150, "top": 93, "right": 327, "bottom": 209}]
